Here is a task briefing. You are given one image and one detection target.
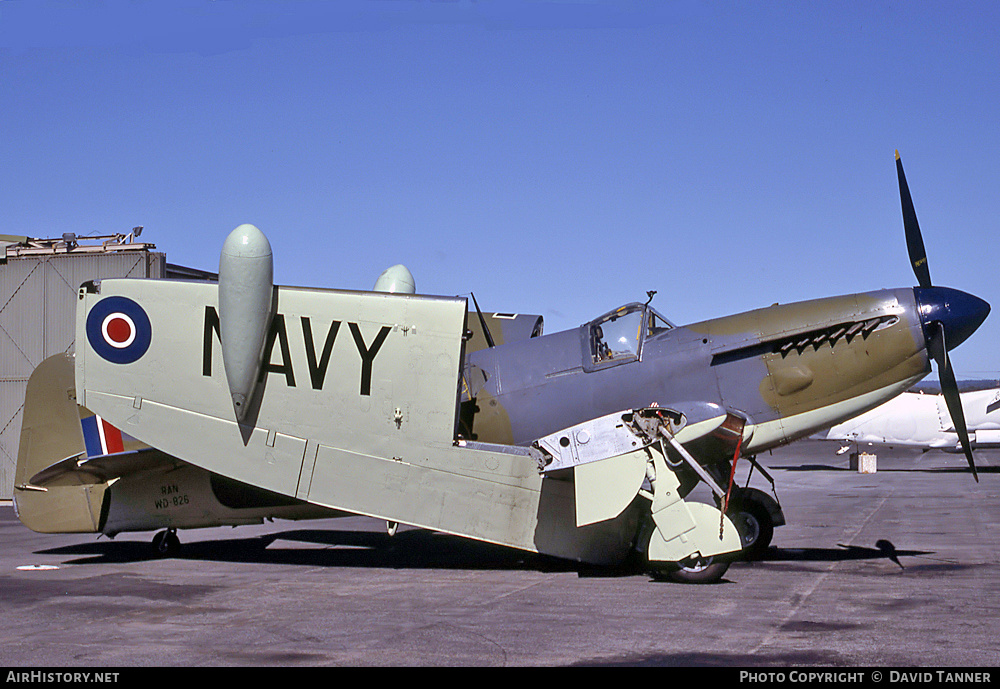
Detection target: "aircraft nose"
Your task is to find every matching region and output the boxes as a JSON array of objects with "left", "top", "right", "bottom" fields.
[{"left": 915, "top": 286, "right": 991, "bottom": 351}]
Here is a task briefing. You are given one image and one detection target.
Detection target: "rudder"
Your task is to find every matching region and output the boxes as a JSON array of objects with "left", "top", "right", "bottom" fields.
[{"left": 13, "top": 354, "right": 108, "bottom": 533}]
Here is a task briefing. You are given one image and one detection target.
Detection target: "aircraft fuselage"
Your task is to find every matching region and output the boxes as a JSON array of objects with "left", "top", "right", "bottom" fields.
[{"left": 464, "top": 287, "right": 934, "bottom": 455}]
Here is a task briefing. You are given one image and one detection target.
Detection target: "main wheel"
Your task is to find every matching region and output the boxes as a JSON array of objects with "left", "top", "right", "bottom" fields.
[
  {"left": 730, "top": 497, "right": 773, "bottom": 561},
  {"left": 652, "top": 554, "right": 730, "bottom": 584}
]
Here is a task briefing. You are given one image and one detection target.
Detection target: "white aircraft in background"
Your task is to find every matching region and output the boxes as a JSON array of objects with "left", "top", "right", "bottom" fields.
[{"left": 815, "top": 380, "right": 1000, "bottom": 453}]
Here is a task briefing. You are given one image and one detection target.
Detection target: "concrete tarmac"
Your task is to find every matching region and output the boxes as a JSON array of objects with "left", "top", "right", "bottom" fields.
[{"left": 2, "top": 441, "right": 998, "bottom": 667}]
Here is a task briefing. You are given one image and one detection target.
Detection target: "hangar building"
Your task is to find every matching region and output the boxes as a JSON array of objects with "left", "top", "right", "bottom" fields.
[{"left": 0, "top": 229, "right": 212, "bottom": 499}]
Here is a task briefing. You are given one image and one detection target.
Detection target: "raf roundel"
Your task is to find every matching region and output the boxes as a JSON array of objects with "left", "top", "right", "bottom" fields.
[{"left": 86, "top": 296, "right": 152, "bottom": 364}]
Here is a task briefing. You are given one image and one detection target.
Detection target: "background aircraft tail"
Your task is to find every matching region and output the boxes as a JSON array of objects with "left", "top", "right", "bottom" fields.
[{"left": 13, "top": 353, "right": 113, "bottom": 533}]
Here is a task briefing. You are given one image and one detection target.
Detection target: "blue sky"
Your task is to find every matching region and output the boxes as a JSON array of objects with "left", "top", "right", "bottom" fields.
[{"left": 2, "top": 1, "right": 998, "bottom": 377}]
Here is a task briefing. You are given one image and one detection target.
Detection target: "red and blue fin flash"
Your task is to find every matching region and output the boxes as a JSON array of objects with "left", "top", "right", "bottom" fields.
[{"left": 81, "top": 414, "right": 125, "bottom": 457}]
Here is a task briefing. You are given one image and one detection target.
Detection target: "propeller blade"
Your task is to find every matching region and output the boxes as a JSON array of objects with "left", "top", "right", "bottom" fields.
[
  {"left": 896, "top": 150, "right": 932, "bottom": 289},
  {"left": 927, "top": 321, "right": 979, "bottom": 481}
]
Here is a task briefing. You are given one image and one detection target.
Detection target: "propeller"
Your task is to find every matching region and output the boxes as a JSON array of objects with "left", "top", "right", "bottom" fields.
[
  {"left": 927, "top": 321, "right": 977, "bottom": 480},
  {"left": 896, "top": 150, "right": 985, "bottom": 481},
  {"left": 897, "top": 151, "right": 932, "bottom": 289}
]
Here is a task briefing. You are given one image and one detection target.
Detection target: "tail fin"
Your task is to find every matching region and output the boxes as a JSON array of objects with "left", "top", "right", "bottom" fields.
[{"left": 13, "top": 354, "right": 109, "bottom": 533}]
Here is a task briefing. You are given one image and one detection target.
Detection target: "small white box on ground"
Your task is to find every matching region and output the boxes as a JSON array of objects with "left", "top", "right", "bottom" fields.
[{"left": 849, "top": 451, "right": 877, "bottom": 474}]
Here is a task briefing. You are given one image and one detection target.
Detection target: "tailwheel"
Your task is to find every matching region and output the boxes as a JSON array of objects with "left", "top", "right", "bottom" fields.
[
  {"left": 651, "top": 554, "right": 730, "bottom": 584},
  {"left": 151, "top": 529, "right": 181, "bottom": 557}
]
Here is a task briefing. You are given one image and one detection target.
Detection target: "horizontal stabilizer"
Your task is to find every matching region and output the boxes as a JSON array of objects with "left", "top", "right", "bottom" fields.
[{"left": 29, "top": 448, "right": 179, "bottom": 487}]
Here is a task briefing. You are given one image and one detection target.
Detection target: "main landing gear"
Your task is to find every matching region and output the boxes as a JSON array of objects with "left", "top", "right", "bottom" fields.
[
  {"left": 652, "top": 554, "right": 732, "bottom": 584},
  {"left": 650, "top": 486, "right": 779, "bottom": 583},
  {"left": 725, "top": 486, "right": 782, "bottom": 561}
]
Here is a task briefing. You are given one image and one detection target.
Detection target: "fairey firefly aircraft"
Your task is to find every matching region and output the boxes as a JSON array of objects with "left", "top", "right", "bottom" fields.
[
  {"left": 815, "top": 379, "right": 1000, "bottom": 455},
  {"left": 13, "top": 152, "right": 990, "bottom": 583}
]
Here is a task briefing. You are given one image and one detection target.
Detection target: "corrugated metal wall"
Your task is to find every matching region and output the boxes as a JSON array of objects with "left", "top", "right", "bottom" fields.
[{"left": 0, "top": 251, "right": 166, "bottom": 498}]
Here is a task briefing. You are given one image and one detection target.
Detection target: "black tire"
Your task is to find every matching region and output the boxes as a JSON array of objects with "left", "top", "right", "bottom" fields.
[
  {"left": 731, "top": 497, "right": 774, "bottom": 561},
  {"left": 152, "top": 530, "right": 181, "bottom": 557},
  {"left": 652, "top": 555, "right": 730, "bottom": 584}
]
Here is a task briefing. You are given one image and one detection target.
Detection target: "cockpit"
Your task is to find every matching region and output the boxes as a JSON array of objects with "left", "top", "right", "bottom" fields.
[{"left": 587, "top": 303, "right": 674, "bottom": 369}]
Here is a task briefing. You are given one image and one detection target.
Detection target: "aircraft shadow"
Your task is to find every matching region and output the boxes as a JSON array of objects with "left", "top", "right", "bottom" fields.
[
  {"left": 37, "top": 527, "right": 578, "bottom": 573},
  {"left": 36, "top": 529, "right": 946, "bottom": 578},
  {"left": 757, "top": 539, "right": 931, "bottom": 566}
]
